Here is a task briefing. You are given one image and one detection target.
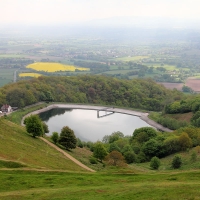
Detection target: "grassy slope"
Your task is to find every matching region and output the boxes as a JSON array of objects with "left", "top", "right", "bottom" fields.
[
  {"left": 0, "top": 119, "right": 86, "bottom": 171},
  {"left": 0, "top": 119, "right": 200, "bottom": 199}
]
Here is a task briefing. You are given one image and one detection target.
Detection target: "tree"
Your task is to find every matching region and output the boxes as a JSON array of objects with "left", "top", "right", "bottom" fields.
[
  {"left": 25, "top": 115, "right": 44, "bottom": 137},
  {"left": 105, "top": 151, "right": 127, "bottom": 167},
  {"left": 171, "top": 155, "right": 182, "bottom": 169},
  {"left": 51, "top": 132, "right": 59, "bottom": 144},
  {"left": 109, "top": 142, "right": 120, "bottom": 153},
  {"left": 178, "top": 132, "right": 192, "bottom": 151},
  {"left": 109, "top": 131, "right": 124, "bottom": 143},
  {"left": 42, "top": 122, "right": 49, "bottom": 134},
  {"left": 124, "top": 151, "right": 137, "bottom": 164},
  {"left": 132, "top": 127, "right": 157, "bottom": 144},
  {"left": 191, "top": 111, "right": 200, "bottom": 127},
  {"left": 142, "top": 139, "right": 162, "bottom": 158},
  {"left": 93, "top": 142, "right": 107, "bottom": 162},
  {"left": 182, "top": 85, "right": 193, "bottom": 93},
  {"left": 58, "top": 126, "right": 77, "bottom": 150},
  {"left": 150, "top": 156, "right": 161, "bottom": 170}
]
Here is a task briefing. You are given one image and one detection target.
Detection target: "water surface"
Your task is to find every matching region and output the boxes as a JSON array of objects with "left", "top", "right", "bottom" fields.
[{"left": 39, "top": 108, "right": 151, "bottom": 142}]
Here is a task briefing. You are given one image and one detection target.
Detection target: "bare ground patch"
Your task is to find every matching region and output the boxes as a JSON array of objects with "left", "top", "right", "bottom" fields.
[
  {"left": 186, "top": 78, "right": 200, "bottom": 92},
  {"left": 158, "top": 82, "right": 183, "bottom": 91}
]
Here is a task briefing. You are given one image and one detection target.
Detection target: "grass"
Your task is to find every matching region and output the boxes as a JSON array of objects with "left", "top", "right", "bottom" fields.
[
  {"left": 0, "top": 54, "right": 23, "bottom": 58},
  {"left": 0, "top": 118, "right": 86, "bottom": 171},
  {"left": 149, "top": 112, "right": 193, "bottom": 124},
  {"left": 0, "top": 170, "right": 200, "bottom": 199},
  {"left": 0, "top": 68, "right": 16, "bottom": 87},
  {"left": 164, "top": 112, "right": 193, "bottom": 123},
  {"left": 6, "top": 103, "right": 47, "bottom": 125},
  {"left": 0, "top": 160, "right": 26, "bottom": 168},
  {"left": 113, "top": 56, "right": 149, "bottom": 61},
  {"left": 67, "top": 146, "right": 105, "bottom": 171},
  {"left": 1, "top": 104, "right": 200, "bottom": 199},
  {"left": 103, "top": 69, "right": 136, "bottom": 75},
  {"left": 147, "top": 63, "right": 178, "bottom": 70}
]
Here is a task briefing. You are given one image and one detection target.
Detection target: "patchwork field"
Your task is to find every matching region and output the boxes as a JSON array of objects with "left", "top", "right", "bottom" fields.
[{"left": 26, "top": 62, "right": 89, "bottom": 72}]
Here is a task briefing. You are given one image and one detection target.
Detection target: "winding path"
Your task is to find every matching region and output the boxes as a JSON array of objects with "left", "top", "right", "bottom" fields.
[{"left": 39, "top": 137, "right": 95, "bottom": 172}]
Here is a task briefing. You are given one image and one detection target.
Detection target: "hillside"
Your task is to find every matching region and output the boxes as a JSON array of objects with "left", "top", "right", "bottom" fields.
[
  {"left": 0, "top": 118, "right": 86, "bottom": 171},
  {"left": 0, "top": 75, "right": 184, "bottom": 111}
]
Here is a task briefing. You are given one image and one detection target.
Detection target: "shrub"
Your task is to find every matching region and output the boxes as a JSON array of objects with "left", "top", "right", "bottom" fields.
[
  {"left": 190, "top": 151, "right": 197, "bottom": 162},
  {"left": 105, "top": 151, "right": 127, "bottom": 167},
  {"left": 171, "top": 155, "right": 182, "bottom": 169},
  {"left": 150, "top": 156, "right": 161, "bottom": 170},
  {"left": 124, "top": 151, "right": 137, "bottom": 164},
  {"left": 89, "top": 157, "right": 98, "bottom": 164},
  {"left": 58, "top": 126, "right": 77, "bottom": 150},
  {"left": 51, "top": 132, "right": 59, "bottom": 144},
  {"left": 179, "top": 132, "right": 192, "bottom": 151}
]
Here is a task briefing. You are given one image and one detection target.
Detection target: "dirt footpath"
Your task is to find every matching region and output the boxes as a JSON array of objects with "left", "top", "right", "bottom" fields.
[{"left": 40, "top": 137, "right": 95, "bottom": 172}]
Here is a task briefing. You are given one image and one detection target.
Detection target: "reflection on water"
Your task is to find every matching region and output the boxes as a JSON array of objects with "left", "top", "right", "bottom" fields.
[{"left": 39, "top": 108, "right": 151, "bottom": 142}]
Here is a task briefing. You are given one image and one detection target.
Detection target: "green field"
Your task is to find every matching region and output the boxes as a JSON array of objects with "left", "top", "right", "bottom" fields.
[
  {"left": 103, "top": 69, "right": 136, "bottom": 75},
  {"left": 0, "top": 170, "right": 200, "bottom": 199},
  {"left": 0, "top": 54, "right": 24, "bottom": 58},
  {"left": 0, "top": 68, "right": 16, "bottom": 87},
  {"left": 146, "top": 63, "right": 178, "bottom": 70},
  {"left": 113, "top": 56, "right": 149, "bottom": 61}
]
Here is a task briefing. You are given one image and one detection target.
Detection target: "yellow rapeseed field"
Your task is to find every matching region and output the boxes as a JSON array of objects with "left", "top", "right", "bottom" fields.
[
  {"left": 19, "top": 73, "right": 42, "bottom": 78},
  {"left": 26, "top": 62, "right": 89, "bottom": 72}
]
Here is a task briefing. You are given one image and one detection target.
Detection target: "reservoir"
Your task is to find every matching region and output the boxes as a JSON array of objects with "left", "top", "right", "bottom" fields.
[{"left": 39, "top": 108, "right": 151, "bottom": 142}]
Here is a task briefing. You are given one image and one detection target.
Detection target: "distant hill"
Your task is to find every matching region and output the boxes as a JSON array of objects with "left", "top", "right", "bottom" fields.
[{"left": 0, "top": 75, "right": 184, "bottom": 111}]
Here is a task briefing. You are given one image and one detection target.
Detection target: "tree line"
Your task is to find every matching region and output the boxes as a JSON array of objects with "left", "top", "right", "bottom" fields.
[{"left": 0, "top": 75, "right": 184, "bottom": 111}]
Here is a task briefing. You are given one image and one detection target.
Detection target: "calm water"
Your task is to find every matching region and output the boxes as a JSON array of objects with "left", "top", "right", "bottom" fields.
[{"left": 39, "top": 108, "right": 151, "bottom": 142}]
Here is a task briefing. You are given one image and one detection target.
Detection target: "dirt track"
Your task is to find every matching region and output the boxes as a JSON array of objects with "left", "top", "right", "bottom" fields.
[{"left": 39, "top": 137, "right": 95, "bottom": 172}]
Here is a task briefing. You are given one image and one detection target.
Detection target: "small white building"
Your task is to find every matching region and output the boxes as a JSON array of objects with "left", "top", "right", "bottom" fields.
[{"left": 1, "top": 104, "right": 12, "bottom": 113}]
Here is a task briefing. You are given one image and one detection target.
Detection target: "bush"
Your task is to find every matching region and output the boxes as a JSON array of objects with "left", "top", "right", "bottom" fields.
[
  {"left": 89, "top": 157, "right": 98, "bottom": 164},
  {"left": 171, "top": 155, "right": 182, "bottom": 169},
  {"left": 150, "top": 156, "right": 161, "bottom": 170},
  {"left": 51, "top": 132, "right": 59, "bottom": 144},
  {"left": 124, "top": 151, "right": 137, "bottom": 164},
  {"left": 190, "top": 151, "right": 197, "bottom": 162},
  {"left": 58, "top": 126, "right": 77, "bottom": 150}
]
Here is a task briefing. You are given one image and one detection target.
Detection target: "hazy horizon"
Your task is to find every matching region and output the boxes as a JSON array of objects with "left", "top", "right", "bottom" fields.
[{"left": 1, "top": 0, "right": 200, "bottom": 26}]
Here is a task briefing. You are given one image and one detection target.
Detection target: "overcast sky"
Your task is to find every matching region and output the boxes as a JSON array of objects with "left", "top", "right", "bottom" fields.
[{"left": 0, "top": 0, "right": 200, "bottom": 25}]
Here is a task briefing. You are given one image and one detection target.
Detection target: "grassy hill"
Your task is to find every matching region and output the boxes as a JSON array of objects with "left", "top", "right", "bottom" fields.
[
  {"left": 1, "top": 118, "right": 200, "bottom": 199},
  {"left": 0, "top": 118, "right": 86, "bottom": 171}
]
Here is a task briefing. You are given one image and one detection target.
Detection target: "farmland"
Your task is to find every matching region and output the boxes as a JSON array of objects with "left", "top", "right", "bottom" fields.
[
  {"left": 19, "top": 73, "right": 42, "bottom": 78},
  {"left": 26, "top": 62, "right": 90, "bottom": 73},
  {"left": 0, "top": 28, "right": 200, "bottom": 92},
  {"left": 0, "top": 68, "right": 16, "bottom": 87}
]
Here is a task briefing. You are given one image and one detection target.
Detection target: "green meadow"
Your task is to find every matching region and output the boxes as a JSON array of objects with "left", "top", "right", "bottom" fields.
[
  {"left": 0, "top": 68, "right": 16, "bottom": 87},
  {"left": 0, "top": 170, "right": 200, "bottom": 200},
  {"left": 113, "top": 56, "right": 149, "bottom": 61}
]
